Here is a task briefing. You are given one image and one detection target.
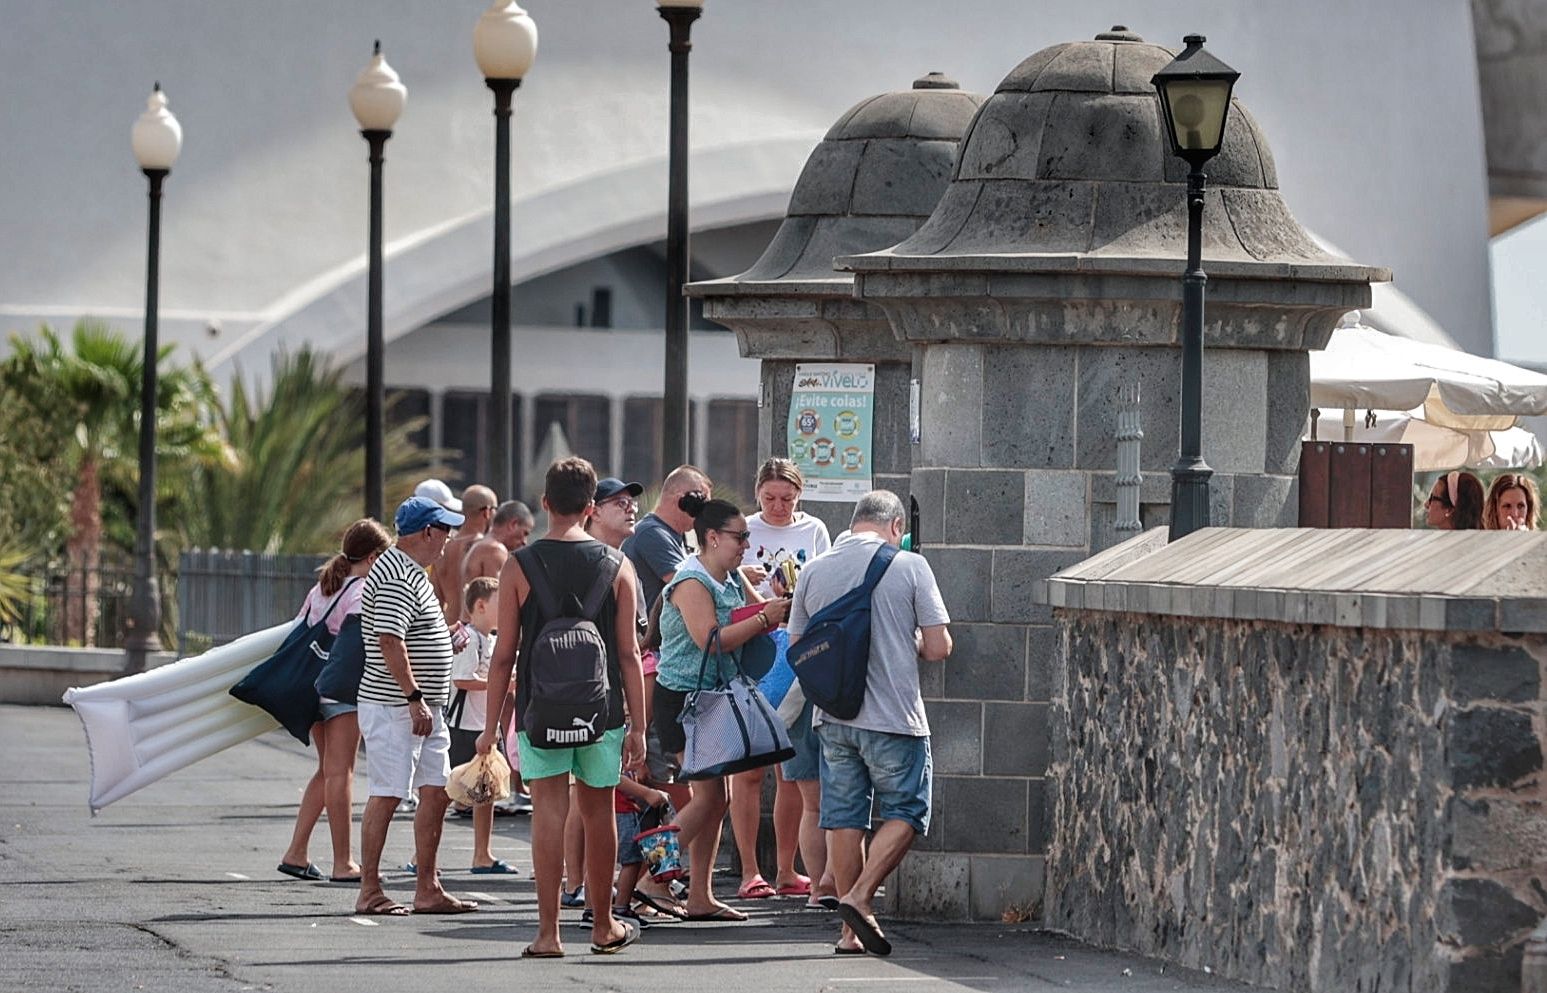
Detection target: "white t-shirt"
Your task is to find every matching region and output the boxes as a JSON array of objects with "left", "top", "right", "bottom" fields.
[
  {"left": 448, "top": 627, "right": 496, "bottom": 731},
  {"left": 742, "top": 512, "right": 831, "bottom": 598}
]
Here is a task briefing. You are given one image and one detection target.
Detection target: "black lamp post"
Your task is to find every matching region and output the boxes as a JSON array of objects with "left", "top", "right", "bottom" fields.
[
  {"left": 657, "top": 0, "right": 703, "bottom": 469},
  {"left": 125, "top": 83, "right": 182, "bottom": 674},
  {"left": 1151, "top": 35, "right": 1240, "bottom": 541},
  {"left": 350, "top": 41, "right": 408, "bottom": 522},
  {"left": 474, "top": 0, "right": 538, "bottom": 499}
]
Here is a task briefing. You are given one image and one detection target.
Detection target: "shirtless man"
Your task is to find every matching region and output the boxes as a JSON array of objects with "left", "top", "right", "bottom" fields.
[
  {"left": 433, "top": 484, "right": 498, "bottom": 622},
  {"left": 461, "top": 500, "right": 535, "bottom": 588}
]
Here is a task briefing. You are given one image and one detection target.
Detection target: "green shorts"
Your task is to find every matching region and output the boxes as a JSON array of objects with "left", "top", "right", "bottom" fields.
[{"left": 515, "top": 726, "right": 626, "bottom": 788}]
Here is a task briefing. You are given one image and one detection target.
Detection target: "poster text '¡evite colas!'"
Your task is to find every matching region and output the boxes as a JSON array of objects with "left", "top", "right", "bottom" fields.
[{"left": 796, "top": 395, "right": 868, "bottom": 408}]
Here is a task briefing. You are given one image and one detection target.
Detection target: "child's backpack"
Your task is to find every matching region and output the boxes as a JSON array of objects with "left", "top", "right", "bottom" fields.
[
  {"left": 516, "top": 546, "right": 621, "bottom": 749},
  {"left": 788, "top": 543, "right": 897, "bottom": 720}
]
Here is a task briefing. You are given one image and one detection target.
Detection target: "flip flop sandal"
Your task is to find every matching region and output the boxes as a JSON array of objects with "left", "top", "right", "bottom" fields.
[
  {"left": 329, "top": 875, "right": 363, "bottom": 884},
  {"left": 737, "top": 874, "right": 777, "bottom": 899},
  {"left": 833, "top": 945, "right": 867, "bottom": 955},
  {"left": 277, "top": 862, "right": 323, "bottom": 881},
  {"left": 521, "top": 946, "right": 564, "bottom": 959},
  {"left": 814, "top": 894, "right": 842, "bottom": 911},
  {"left": 591, "top": 918, "right": 641, "bottom": 955},
  {"left": 414, "top": 897, "right": 479, "bottom": 915},
  {"left": 634, "top": 890, "right": 688, "bottom": 920},
  {"left": 775, "top": 876, "right": 812, "bottom": 897},
  {"left": 355, "top": 898, "right": 410, "bottom": 916},
  {"left": 470, "top": 860, "right": 516, "bottom": 874},
  {"left": 684, "top": 905, "right": 749, "bottom": 922},
  {"left": 836, "top": 903, "right": 892, "bottom": 957}
]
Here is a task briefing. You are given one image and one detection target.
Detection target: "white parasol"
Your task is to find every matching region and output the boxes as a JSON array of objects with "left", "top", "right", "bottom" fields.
[{"left": 1307, "top": 315, "right": 1547, "bottom": 469}]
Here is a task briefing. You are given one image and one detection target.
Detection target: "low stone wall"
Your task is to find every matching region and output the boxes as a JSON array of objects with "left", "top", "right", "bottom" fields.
[
  {"left": 0, "top": 645, "right": 174, "bottom": 705},
  {"left": 1047, "top": 611, "right": 1547, "bottom": 992}
]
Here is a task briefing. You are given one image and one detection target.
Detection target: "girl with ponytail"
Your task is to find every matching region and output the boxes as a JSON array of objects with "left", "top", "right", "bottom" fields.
[{"left": 277, "top": 518, "right": 390, "bottom": 883}]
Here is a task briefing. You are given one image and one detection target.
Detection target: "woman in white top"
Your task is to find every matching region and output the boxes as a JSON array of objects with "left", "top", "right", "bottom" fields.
[
  {"left": 729, "top": 458, "right": 834, "bottom": 903},
  {"left": 277, "top": 518, "right": 390, "bottom": 883}
]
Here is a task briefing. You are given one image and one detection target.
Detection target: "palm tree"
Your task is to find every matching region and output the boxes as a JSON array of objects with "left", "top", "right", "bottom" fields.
[
  {"left": 1, "top": 320, "right": 225, "bottom": 645},
  {"left": 180, "top": 347, "right": 438, "bottom": 554}
]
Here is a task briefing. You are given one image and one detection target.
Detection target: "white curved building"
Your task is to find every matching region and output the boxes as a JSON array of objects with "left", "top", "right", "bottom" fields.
[{"left": 0, "top": 1, "right": 1515, "bottom": 494}]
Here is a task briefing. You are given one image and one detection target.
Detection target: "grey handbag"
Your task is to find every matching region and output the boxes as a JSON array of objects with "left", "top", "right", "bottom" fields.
[{"left": 678, "top": 627, "right": 795, "bottom": 780}]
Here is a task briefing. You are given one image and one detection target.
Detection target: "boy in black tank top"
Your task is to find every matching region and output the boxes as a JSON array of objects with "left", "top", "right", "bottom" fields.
[{"left": 476, "top": 457, "right": 646, "bottom": 957}]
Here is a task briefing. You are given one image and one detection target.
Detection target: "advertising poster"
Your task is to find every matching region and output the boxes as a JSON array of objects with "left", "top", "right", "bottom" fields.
[{"left": 786, "top": 362, "right": 874, "bottom": 501}]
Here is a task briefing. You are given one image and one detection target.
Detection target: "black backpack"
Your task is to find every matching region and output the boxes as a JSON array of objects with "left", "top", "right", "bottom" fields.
[
  {"left": 517, "top": 545, "right": 621, "bottom": 749},
  {"left": 789, "top": 543, "right": 897, "bottom": 720}
]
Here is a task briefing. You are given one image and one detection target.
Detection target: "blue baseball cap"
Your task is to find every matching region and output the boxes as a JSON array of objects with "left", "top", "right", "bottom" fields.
[
  {"left": 395, "top": 495, "right": 465, "bottom": 534},
  {"left": 595, "top": 477, "right": 644, "bottom": 502}
]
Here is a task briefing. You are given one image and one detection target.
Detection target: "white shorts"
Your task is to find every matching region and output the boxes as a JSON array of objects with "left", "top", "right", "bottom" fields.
[{"left": 358, "top": 702, "right": 451, "bottom": 799}]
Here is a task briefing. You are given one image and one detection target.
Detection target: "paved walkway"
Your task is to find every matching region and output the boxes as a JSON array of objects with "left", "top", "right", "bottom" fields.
[{"left": 0, "top": 704, "right": 1263, "bottom": 992}]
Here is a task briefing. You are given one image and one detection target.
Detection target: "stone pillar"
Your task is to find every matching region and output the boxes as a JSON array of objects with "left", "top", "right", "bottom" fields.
[
  {"left": 842, "top": 28, "right": 1388, "bottom": 921},
  {"left": 691, "top": 74, "right": 983, "bottom": 535}
]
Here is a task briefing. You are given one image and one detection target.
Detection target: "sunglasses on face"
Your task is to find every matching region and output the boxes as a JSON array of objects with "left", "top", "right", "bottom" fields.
[
  {"left": 714, "top": 528, "right": 752, "bottom": 543},
  {"left": 427, "top": 523, "right": 452, "bottom": 534}
]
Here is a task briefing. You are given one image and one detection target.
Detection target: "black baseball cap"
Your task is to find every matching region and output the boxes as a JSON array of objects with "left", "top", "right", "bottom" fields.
[{"left": 595, "top": 477, "right": 644, "bottom": 502}]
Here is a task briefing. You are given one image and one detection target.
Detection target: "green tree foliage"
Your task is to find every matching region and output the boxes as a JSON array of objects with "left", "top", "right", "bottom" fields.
[
  {"left": 179, "top": 347, "right": 438, "bottom": 554},
  {"left": 0, "top": 321, "right": 229, "bottom": 643}
]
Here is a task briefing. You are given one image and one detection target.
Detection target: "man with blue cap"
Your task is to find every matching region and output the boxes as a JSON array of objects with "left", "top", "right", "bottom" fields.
[{"left": 354, "top": 495, "right": 479, "bottom": 917}]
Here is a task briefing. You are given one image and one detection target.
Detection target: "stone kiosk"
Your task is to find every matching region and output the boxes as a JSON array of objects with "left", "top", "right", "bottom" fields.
[
  {"left": 690, "top": 74, "right": 983, "bottom": 533},
  {"left": 1041, "top": 527, "right": 1547, "bottom": 993},
  {"left": 839, "top": 30, "right": 1387, "bottom": 919}
]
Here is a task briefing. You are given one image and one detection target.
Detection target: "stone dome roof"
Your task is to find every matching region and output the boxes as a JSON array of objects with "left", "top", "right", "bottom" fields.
[
  {"left": 734, "top": 73, "right": 984, "bottom": 283},
  {"left": 861, "top": 29, "right": 1349, "bottom": 270}
]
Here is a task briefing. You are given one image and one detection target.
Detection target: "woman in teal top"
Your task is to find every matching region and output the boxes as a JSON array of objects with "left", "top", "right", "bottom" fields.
[
  {"left": 657, "top": 559, "right": 744, "bottom": 691},
  {"left": 652, "top": 492, "right": 789, "bottom": 922}
]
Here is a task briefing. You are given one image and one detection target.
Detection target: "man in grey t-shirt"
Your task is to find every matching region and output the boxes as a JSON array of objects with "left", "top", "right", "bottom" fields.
[
  {"left": 622, "top": 464, "right": 710, "bottom": 611},
  {"left": 787, "top": 490, "right": 952, "bottom": 957}
]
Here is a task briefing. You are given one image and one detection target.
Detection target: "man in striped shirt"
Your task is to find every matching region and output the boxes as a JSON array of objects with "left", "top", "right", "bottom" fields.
[{"left": 354, "top": 496, "right": 479, "bottom": 917}]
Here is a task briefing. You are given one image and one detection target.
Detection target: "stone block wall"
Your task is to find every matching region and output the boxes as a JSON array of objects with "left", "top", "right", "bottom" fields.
[
  {"left": 900, "top": 338, "right": 1304, "bottom": 921},
  {"left": 1048, "top": 610, "right": 1547, "bottom": 992}
]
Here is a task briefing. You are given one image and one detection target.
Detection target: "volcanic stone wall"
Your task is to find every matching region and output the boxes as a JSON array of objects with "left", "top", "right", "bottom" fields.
[{"left": 1047, "top": 611, "right": 1547, "bottom": 992}]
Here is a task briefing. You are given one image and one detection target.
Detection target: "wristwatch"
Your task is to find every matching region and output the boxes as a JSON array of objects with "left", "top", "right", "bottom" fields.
[{"left": 405, "top": 689, "right": 424, "bottom": 703}]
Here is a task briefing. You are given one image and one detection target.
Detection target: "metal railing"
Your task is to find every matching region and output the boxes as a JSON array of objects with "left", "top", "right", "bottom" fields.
[
  {"left": 175, "top": 549, "right": 326, "bottom": 656},
  {"left": 2, "top": 556, "right": 145, "bottom": 649},
  {"left": 1, "top": 549, "right": 325, "bottom": 655}
]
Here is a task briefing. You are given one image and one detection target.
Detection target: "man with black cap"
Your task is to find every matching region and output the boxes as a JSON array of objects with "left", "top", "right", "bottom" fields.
[
  {"left": 354, "top": 495, "right": 479, "bottom": 918},
  {"left": 589, "top": 477, "right": 644, "bottom": 549}
]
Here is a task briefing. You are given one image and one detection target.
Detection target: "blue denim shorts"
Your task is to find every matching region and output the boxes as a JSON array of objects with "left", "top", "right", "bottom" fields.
[
  {"left": 780, "top": 701, "right": 822, "bottom": 782},
  {"left": 318, "top": 699, "right": 357, "bottom": 722},
  {"left": 616, "top": 809, "right": 644, "bottom": 866},
  {"left": 816, "top": 722, "right": 932, "bottom": 834}
]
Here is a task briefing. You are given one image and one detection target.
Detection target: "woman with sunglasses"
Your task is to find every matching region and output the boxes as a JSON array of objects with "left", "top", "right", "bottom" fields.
[
  {"left": 653, "top": 492, "right": 789, "bottom": 920},
  {"left": 1425, "top": 470, "right": 1485, "bottom": 530}
]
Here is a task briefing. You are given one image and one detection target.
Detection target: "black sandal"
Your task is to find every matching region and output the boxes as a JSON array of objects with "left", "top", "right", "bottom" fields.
[{"left": 633, "top": 889, "right": 688, "bottom": 920}]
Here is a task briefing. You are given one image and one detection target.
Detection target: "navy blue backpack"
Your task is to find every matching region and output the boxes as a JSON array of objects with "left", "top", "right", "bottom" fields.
[{"left": 788, "top": 544, "right": 897, "bottom": 720}]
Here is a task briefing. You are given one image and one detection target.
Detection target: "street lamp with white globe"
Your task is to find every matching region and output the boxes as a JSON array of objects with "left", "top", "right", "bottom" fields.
[
  {"left": 125, "top": 83, "right": 182, "bottom": 673},
  {"left": 349, "top": 41, "right": 407, "bottom": 522},
  {"left": 473, "top": 0, "right": 537, "bottom": 498}
]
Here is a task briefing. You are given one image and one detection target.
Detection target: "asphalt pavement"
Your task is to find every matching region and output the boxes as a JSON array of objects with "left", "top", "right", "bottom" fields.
[{"left": 0, "top": 704, "right": 1264, "bottom": 993}]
